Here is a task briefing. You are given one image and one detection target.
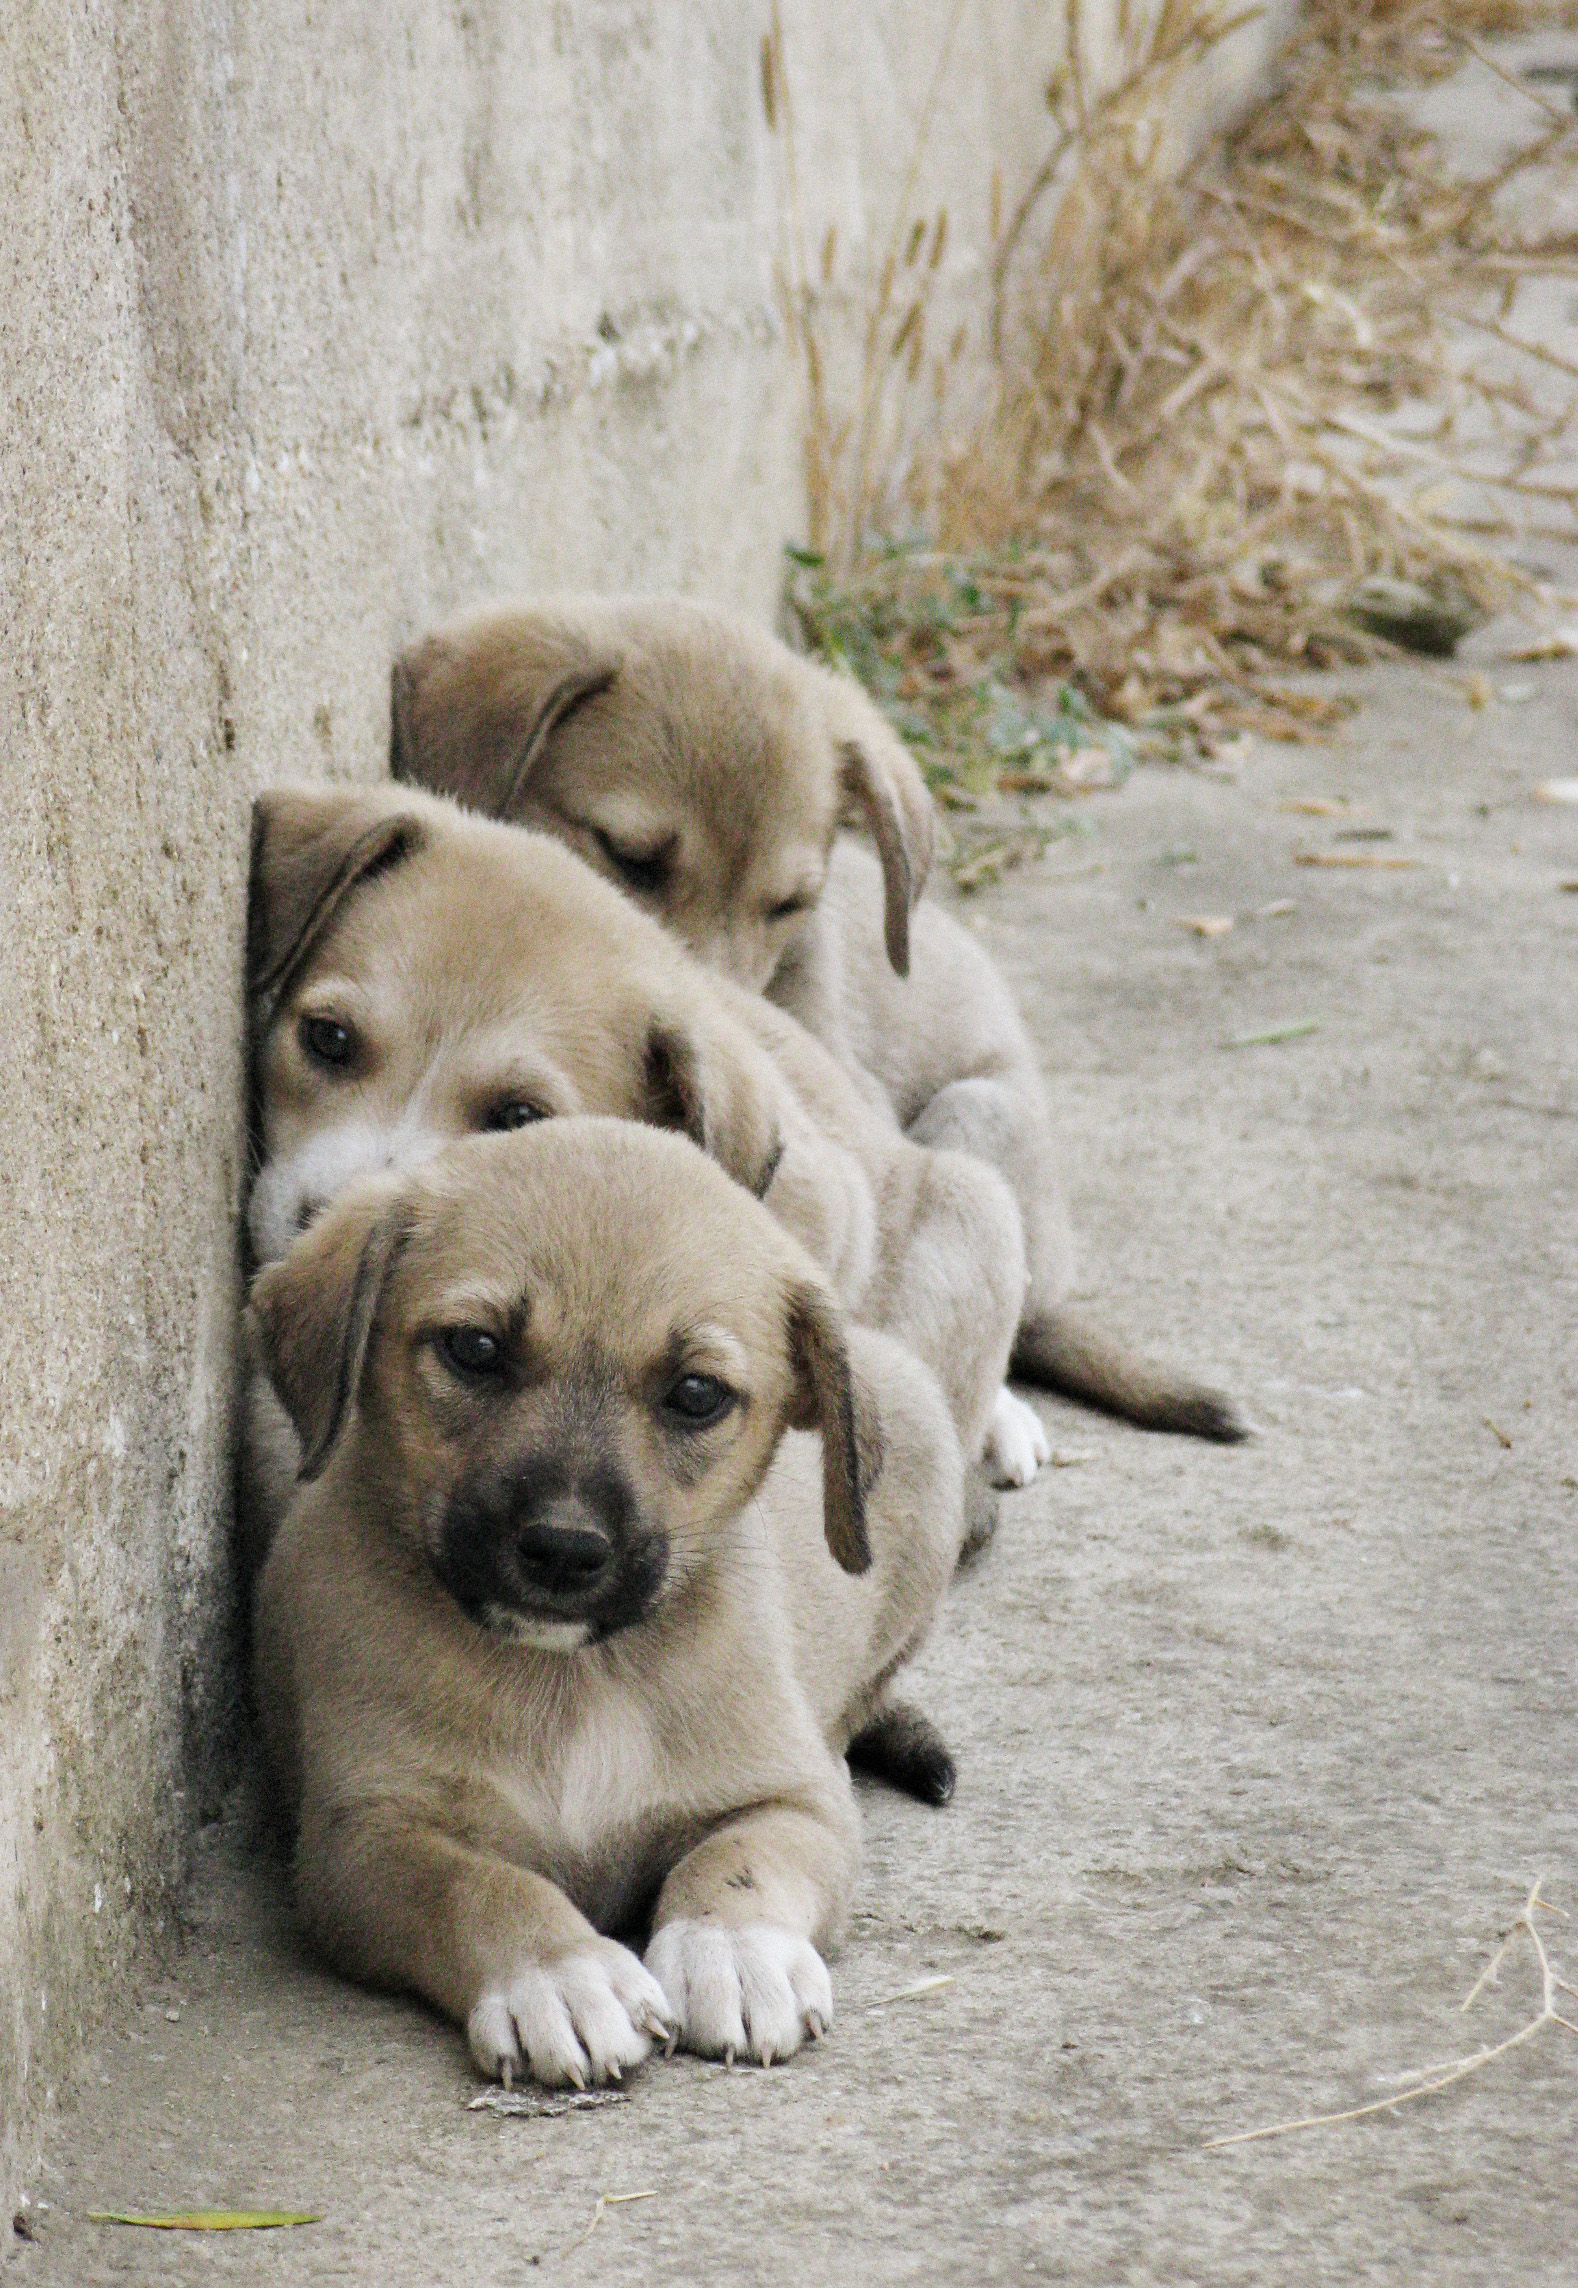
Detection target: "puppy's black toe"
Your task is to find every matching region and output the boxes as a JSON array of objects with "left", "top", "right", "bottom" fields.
[{"left": 848, "top": 1701, "right": 956, "bottom": 1806}]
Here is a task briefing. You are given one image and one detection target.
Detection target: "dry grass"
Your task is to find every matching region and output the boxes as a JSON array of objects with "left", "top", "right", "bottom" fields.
[
  {"left": 772, "top": 2, "right": 1578, "bottom": 879},
  {"left": 1205, "top": 1876, "right": 1577, "bottom": 2149}
]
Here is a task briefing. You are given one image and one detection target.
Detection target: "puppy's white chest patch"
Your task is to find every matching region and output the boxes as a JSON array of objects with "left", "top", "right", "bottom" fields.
[
  {"left": 489, "top": 1692, "right": 673, "bottom": 1923},
  {"left": 551, "top": 1699, "right": 660, "bottom": 1852}
]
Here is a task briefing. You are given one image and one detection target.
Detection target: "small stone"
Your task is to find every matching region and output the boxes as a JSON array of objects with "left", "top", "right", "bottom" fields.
[{"left": 1343, "top": 576, "right": 1482, "bottom": 657}]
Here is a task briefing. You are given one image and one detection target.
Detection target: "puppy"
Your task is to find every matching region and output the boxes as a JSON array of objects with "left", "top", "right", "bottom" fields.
[
  {"left": 242, "top": 782, "right": 1025, "bottom": 1570},
  {"left": 252, "top": 1120, "right": 971, "bottom": 2082},
  {"left": 392, "top": 595, "right": 1245, "bottom": 1447}
]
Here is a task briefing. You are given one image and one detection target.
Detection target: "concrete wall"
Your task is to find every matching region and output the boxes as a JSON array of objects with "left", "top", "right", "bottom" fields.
[{"left": 0, "top": 0, "right": 1291, "bottom": 2223}]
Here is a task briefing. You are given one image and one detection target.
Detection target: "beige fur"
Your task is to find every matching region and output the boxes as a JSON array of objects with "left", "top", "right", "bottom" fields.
[
  {"left": 252, "top": 1121, "right": 967, "bottom": 2082},
  {"left": 243, "top": 782, "right": 1024, "bottom": 1567},
  {"left": 391, "top": 594, "right": 934, "bottom": 984},
  {"left": 391, "top": 596, "right": 1245, "bottom": 1443}
]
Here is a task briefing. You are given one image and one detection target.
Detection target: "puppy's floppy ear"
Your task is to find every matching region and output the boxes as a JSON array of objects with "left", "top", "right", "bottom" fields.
[
  {"left": 785, "top": 1283, "right": 873, "bottom": 1575},
  {"left": 391, "top": 614, "right": 618, "bottom": 819},
  {"left": 643, "top": 1019, "right": 785, "bottom": 1201},
  {"left": 249, "top": 788, "right": 426, "bottom": 1009},
  {"left": 824, "top": 680, "right": 935, "bottom": 977},
  {"left": 249, "top": 1178, "right": 412, "bottom": 1481}
]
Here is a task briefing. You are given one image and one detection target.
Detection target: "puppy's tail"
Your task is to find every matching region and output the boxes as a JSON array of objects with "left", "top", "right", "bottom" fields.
[
  {"left": 847, "top": 1701, "right": 956, "bottom": 1807},
  {"left": 1012, "top": 1305, "right": 1249, "bottom": 1443}
]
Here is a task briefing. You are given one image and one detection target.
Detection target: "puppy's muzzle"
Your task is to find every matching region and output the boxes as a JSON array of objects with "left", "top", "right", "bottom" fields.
[
  {"left": 514, "top": 1503, "right": 614, "bottom": 1599},
  {"left": 437, "top": 1459, "right": 668, "bottom": 1647}
]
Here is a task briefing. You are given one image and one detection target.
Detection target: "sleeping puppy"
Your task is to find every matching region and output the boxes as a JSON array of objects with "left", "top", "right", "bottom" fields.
[
  {"left": 251, "top": 1120, "right": 972, "bottom": 2082},
  {"left": 392, "top": 595, "right": 1245, "bottom": 1447},
  {"left": 242, "top": 782, "right": 1026, "bottom": 1571}
]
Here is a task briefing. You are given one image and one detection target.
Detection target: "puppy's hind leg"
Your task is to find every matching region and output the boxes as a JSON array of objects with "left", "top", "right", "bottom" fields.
[
  {"left": 864, "top": 1147, "right": 1025, "bottom": 1466},
  {"left": 980, "top": 1384, "right": 1051, "bottom": 1489},
  {"left": 847, "top": 1699, "right": 956, "bottom": 1806},
  {"left": 957, "top": 1462, "right": 1001, "bottom": 1565},
  {"left": 905, "top": 1071, "right": 1078, "bottom": 1308}
]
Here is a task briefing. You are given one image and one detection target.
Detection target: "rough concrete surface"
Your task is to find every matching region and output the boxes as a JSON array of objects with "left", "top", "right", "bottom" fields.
[{"left": 9, "top": 657, "right": 1574, "bottom": 2282}]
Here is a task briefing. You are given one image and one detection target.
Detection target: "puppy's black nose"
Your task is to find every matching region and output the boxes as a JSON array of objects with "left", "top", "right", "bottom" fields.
[{"left": 514, "top": 1509, "right": 613, "bottom": 1597}]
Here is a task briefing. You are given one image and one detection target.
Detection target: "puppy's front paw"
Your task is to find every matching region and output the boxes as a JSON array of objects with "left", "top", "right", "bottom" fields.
[
  {"left": 467, "top": 1940, "right": 676, "bottom": 2089},
  {"left": 645, "top": 1920, "right": 831, "bottom": 2067},
  {"left": 981, "top": 1386, "right": 1050, "bottom": 1488}
]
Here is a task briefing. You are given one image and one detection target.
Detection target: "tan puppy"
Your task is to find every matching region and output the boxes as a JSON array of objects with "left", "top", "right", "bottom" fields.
[
  {"left": 391, "top": 594, "right": 934, "bottom": 988},
  {"left": 391, "top": 597, "right": 1245, "bottom": 1451},
  {"left": 252, "top": 1120, "right": 969, "bottom": 2082},
  {"left": 243, "top": 783, "right": 1025, "bottom": 1566}
]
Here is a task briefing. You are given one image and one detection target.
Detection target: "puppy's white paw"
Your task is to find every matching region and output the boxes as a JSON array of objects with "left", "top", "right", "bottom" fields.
[
  {"left": 981, "top": 1386, "right": 1050, "bottom": 1488},
  {"left": 467, "top": 1941, "right": 676, "bottom": 2088},
  {"left": 645, "top": 1920, "right": 832, "bottom": 2066}
]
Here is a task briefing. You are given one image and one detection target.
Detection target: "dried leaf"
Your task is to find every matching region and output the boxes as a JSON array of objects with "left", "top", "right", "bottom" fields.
[
  {"left": 1177, "top": 913, "right": 1235, "bottom": 936},
  {"left": 1506, "top": 627, "right": 1578, "bottom": 660},
  {"left": 1227, "top": 1018, "right": 1320, "bottom": 1048},
  {"left": 868, "top": 1974, "right": 955, "bottom": 2011},
  {"left": 88, "top": 2211, "right": 320, "bottom": 2232}
]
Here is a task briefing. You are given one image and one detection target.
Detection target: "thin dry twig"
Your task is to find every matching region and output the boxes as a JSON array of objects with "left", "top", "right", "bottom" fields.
[
  {"left": 1204, "top": 1877, "right": 1578, "bottom": 2150},
  {"left": 550, "top": 2190, "right": 658, "bottom": 2262}
]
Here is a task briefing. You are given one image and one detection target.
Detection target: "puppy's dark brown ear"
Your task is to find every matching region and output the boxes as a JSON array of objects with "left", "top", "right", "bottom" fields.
[
  {"left": 785, "top": 1283, "right": 872, "bottom": 1575},
  {"left": 825, "top": 684, "right": 935, "bottom": 977},
  {"left": 391, "top": 615, "right": 618, "bottom": 819},
  {"left": 643, "top": 1019, "right": 785, "bottom": 1201},
  {"left": 249, "top": 789, "right": 426, "bottom": 1009},
  {"left": 249, "top": 1178, "right": 411, "bottom": 1481}
]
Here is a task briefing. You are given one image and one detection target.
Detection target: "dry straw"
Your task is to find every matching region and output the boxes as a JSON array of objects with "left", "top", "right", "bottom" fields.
[
  {"left": 770, "top": 1, "right": 1578, "bottom": 873},
  {"left": 1205, "top": 1876, "right": 1577, "bottom": 2149}
]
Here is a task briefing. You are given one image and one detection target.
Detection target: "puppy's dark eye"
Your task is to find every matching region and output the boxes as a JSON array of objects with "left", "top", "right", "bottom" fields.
[
  {"left": 485, "top": 1100, "right": 548, "bottom": 1132},
  {"left": 442, "top": 1326, "right": 503, "bottom": 1376},
  {"left": 662, "top": 1372, "right": 735, "bottom": 1428},
  {"left": 592, "top": 828, "right": 676, "bottom": 897},
  {"left": 300, "top": 1014, "right": 355, "bottom": 1070},
  {"left": 766, "top": 893, "right": 813, "bottom": 923}
]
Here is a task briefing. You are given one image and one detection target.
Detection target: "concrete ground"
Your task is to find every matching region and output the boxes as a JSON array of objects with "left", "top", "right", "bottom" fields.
[{"left": 10, "top": 656, "right": 1577, "bottom": 2284}]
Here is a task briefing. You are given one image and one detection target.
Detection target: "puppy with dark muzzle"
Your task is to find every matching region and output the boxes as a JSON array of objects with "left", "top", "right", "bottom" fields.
[
  {"left": 251, "top": 1119, "right": 969, "bottom": 2085},
  {"left": 240, "top": 781, "right": 1027, "bottom": 1586}
]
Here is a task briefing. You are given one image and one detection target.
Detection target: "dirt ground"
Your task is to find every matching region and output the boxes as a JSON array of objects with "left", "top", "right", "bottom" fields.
[{"left": 8, "top": 651, "right": 1574, "bottom": 2284}]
